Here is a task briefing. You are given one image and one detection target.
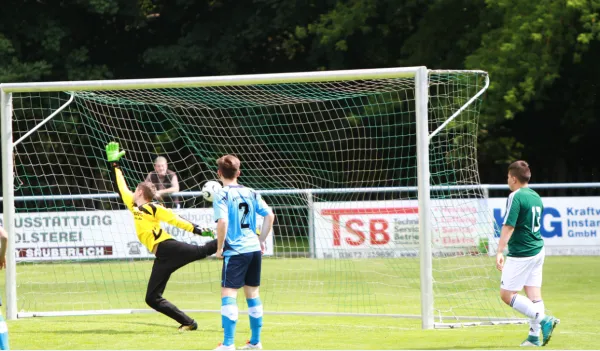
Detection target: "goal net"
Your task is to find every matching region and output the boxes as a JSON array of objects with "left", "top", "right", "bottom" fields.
[{"left": 2, "top": 67, "right": 521, "bottom": 338}]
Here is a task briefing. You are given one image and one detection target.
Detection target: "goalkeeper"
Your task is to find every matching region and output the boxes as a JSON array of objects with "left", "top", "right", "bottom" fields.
[{"left": 106, "top": 142, "right": 217, "bottom": 331}]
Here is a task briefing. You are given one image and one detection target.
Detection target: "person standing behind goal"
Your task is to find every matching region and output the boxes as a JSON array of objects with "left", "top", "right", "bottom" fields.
[
  {"left": 213, "top": 155, "right": 275, "bottom": 351},
  {"left": 496, "top": 160, "right": 559, "bottom": 347},
  {"left": 146, "top": 156, "right": 181, "bottom": 208}
]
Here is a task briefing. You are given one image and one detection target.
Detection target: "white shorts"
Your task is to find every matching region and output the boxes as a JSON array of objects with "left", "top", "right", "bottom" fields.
[{"left": 500, "top": 247, "right": 545, "bottom": 291}]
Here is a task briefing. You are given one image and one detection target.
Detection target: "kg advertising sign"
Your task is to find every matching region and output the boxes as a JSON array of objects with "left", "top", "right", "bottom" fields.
[
  {"left": 488, "top": 197, "right": 600, "bottom": 255},
  {"left": 1, "top": 208, "right": 274, "bottom": 262}
]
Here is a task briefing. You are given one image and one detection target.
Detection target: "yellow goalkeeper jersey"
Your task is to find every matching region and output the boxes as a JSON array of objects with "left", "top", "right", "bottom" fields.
[{"left": 114, "top": 167, "right": 195, "bottom": 253}]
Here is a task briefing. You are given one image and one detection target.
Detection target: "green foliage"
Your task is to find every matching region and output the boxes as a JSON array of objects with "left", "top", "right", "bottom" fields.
[
  {"left": 2, "top": 0, "right": 600, "bottom": 182},
  {"left": 0, "top": 34, "right": 51, "bottom": 82},
  {"left": 466, "top": 0, "right": 574, "bottom": 120}
]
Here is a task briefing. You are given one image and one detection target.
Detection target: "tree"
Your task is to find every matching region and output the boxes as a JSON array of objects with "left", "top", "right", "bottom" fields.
[{"left": 3, "top": 0, "right": 600, "bottom": 188}]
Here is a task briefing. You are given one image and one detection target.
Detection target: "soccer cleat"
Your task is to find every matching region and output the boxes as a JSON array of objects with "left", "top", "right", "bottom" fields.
[
  {"left": 239, "top": 341, "right": 263, "bottom": 350},
  {"left": 214, "top": 343, "right": 236, "bottom": 351},
  {"left": 540, "top": 316, "right": 560, "bottom": 346},
  {"left": 520, "top": 335, "right": 541, "bottom": 347},
  {"left": 178, "top": 320, "right": 198, "bottom": 331}
]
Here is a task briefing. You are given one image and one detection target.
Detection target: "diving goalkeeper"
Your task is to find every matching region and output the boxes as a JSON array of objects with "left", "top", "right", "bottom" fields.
[{"left": 106, "top": 142, "right": 217, "bottom": 331}]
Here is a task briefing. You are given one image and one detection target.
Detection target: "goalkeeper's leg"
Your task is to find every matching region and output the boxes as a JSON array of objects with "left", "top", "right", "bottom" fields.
[
  {"left": 192, "top": 238, "right": 218, "bottom": 260},
  {"left": 156, "top": 238, "right": 218, "bottom": 271},
  {"left": 144, "top": 240, "right": 206, "bottom": 328},
  {"left": 145, "top": 258, "right": 196, "bottom": 328},
  {"left": 144, "top": 239, "right": 218, "bottom": 328},
  {"left": 162, "top": 239, "right": 218, "bottom": 270}
]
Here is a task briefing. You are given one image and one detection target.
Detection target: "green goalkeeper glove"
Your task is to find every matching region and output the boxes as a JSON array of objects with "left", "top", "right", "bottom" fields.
[
  {"left": 106, "top": 142, "right": 126, "bottom": 162},
  {"left": 193, "top": 226, "right": 216, "bottom": 239}
]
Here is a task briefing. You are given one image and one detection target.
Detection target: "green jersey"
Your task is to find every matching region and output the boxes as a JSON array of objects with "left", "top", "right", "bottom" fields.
[{"left": 503, "top": 187, "right": 544, "bottom": 257}]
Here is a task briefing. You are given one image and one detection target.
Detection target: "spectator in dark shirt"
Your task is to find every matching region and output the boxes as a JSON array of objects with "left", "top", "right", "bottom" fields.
[{"left": 146, "top": 156, "right": 181, "bottom": 208}]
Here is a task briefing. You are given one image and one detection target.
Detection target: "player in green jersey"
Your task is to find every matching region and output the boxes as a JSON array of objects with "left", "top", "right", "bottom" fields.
[{"left": 496, "top": 161, "right": 559, "bottom": 347}]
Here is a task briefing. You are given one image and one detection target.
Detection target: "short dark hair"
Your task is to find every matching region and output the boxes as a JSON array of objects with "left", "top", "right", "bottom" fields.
[
  {"left": 217, "top": 155, "right": 240, "bottom": 179},
  {"left": 217, "top": 155, "right": 240, "bottom": 180},
  {"left": 137, "top": 181, "right": 157, "bottom": 201},
  {"left": 508, "top": 160, "right": 531, "bottom": 183}
]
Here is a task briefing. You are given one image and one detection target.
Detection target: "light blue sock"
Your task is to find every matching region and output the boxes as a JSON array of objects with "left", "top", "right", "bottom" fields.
[
  {"left": 247, "top": 297, "right": 263, "bottom": 345},
  {"left": 0, "top": 314, "right": 9, "bottom": 350},
  {"left": 221, "top": 297, "right": 238, "bottom": 346}
]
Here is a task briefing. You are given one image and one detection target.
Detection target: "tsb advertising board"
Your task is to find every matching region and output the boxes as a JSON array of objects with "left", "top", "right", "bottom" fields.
[{"left": 314, "top": 199, "right": 491, "bottom": 259}]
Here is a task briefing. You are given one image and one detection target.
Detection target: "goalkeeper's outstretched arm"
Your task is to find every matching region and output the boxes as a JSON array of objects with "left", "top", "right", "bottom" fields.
[
  {"left": 113, "top": 167, "right": 135, "bottom": 211},
  {"left": 105, "top": 142, "right": 134, "bottom": 211},
  {"left": 154, "top": 206, "right": 215, "bottom": 238}
]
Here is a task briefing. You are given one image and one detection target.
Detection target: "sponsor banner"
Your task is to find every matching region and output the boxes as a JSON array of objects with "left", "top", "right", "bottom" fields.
[
  {"left": 314, "top": 197, "right": 600, "bottom": 258},
  {"left": 1, "top": 208, "right": 274, "bottom": 262},
  {"left": 314, "top": 199, "right": 492, "bottom": 259},
  {"left": 488, "top": 197, "right": 600, "bottom": 254},
  {"left": 17, "top": 246, "right": 113, "bottom": 259}
]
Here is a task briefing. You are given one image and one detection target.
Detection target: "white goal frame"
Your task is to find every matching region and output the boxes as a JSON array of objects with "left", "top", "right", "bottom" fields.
[{"left": 0, "top": 66, "right": 491, "bottom": 329}]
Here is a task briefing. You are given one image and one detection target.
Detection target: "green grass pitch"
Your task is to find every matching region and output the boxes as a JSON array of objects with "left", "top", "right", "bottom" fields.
[{"left": 3, "top": 256, "right": 599, "bottom": 349}]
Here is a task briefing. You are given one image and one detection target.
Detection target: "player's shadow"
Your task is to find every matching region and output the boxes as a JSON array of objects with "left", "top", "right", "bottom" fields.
[
  {"left": 119, "top": 321, "right": 175, "bottom": 328},
  {"left": 120, "top": 320, "right": 222, "bottom": 332},
  {"left": 49, "top": 329, "right": 142, "bottom": 335},
  {"left": 47, "top": 320, "right": 222, "bottom": 335},
  {"left": 46, "top": 320, "right": 223, "bottom": 335}
]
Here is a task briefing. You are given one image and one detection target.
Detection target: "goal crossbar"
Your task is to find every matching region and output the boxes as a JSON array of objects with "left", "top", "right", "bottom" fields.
[{"left": 0, "top": 67, "right": 423, "bottom": 93}]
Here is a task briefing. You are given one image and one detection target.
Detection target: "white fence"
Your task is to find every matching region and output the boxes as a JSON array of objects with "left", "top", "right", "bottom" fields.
[{"left": 3, "top": 182, "right": 600, "bottom": 259}]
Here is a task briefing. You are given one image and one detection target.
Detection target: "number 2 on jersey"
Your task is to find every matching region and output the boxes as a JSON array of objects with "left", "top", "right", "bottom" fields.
[
  {"left": 238, "top": 202, "right": 250, "bottom": 229},
  {"left": 531, "top": 206, "right": 541, "bottom": 232}
]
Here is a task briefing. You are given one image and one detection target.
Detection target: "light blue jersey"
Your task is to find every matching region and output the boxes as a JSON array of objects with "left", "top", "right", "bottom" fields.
[{"left": 213, "top": 185, "right": 271, "bottom": 256}]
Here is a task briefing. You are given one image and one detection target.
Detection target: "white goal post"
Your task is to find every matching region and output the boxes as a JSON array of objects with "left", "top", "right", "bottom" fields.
[{"left": 0, "top": 66, "right": 519, "bottom": 330}]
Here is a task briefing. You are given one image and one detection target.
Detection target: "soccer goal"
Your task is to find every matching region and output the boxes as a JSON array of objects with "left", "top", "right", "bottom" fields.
[{"left": 0, "top": 67, "right": 523, "bottom": 330}]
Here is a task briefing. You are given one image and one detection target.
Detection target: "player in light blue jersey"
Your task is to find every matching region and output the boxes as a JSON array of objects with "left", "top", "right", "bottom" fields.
[{"left": 213, "top": 155, "right": 275, "bottom": 351}]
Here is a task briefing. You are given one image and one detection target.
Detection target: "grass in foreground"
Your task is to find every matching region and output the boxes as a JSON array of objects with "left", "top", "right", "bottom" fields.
[{"left": 5, "top": 256, "right": 600, "bottom": 349}]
